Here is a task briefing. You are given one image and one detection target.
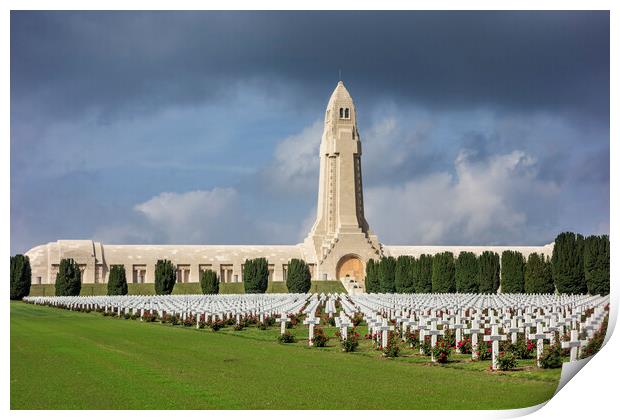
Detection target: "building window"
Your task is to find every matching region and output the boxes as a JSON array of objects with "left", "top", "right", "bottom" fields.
[
  {"left": 344, "top": 108, "right": 350, "bottom": 119},
  {"left": 339, "top": 108, "right": 344, "bottom": 118},
  {"left": 176, "top": 265, "right": 190, "bottom": 283},
  {"left": 220, "top": 265, "right": 233, "bottom": 283},
  {"left": 133, "top": 265, "right": 147, "bottom": 284}
]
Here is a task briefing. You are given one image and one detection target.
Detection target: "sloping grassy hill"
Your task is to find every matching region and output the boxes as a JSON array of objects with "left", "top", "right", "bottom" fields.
[
  {"left": 10, "top": 302, "right": 558, "bottom": 409},
  {"left": 28, "top": 281, "right": 346, "bottom": 296}
]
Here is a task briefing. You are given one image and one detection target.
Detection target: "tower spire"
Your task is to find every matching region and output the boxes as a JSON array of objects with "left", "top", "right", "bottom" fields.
[{"left": 304, "top": 81, "right": 382, "bottom": 277}]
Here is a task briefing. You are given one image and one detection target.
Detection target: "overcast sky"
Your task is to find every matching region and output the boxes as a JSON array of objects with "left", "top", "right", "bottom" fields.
[{"left": 10, "top": 11, "right": 609, "bottom": 254}]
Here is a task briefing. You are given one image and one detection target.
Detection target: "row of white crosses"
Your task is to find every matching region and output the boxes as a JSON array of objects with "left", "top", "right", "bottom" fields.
[
  {"left": 349, "top": 293, "right": 609, "bottom": 369},
  {"left": 24, "top": 293, "right": 311, "bottom": 329}
]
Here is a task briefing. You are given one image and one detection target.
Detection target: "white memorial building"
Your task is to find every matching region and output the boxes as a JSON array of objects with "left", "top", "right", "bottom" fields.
[{"left": 25, "top": 82, "right": 553, "bottom": 292}]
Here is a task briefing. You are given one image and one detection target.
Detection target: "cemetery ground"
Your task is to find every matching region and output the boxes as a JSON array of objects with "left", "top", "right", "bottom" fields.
[{"left": 11, "top": 301, "right": 560, "bottom": 410}]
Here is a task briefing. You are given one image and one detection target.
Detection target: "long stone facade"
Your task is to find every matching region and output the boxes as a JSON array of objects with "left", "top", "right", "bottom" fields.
[{"left": 25, "top": 82, "right": 553, "bottom": 291}]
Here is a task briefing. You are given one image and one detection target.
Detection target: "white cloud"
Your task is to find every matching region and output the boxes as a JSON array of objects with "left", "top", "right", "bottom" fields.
[
  {"left": 132, "top": 188, "right": 245, "bottom": 244},
  {"left": 134, "top": 188, "right": 239, "bottom": 243},
  {"left": 97, "top": 187, "right": 310, "bottom": 246},
  {"left": 259, "top": 119, "right": 323, "bottom": 194},
  {"left": 365, "top": 150, "right": 561, "bottom": 245}
]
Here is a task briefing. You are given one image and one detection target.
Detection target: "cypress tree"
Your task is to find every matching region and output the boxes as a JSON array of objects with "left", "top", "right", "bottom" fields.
[
  {"left": 501, "top": 250, "right": 525, "bottom": 293},
  {"left": 378, "top": 256, "right": 397, "bottom": 293},
  {"left": 524, "top": 253, "right": 554, "bottom": 294},
  {"left": 286, "top": 258, "right": 311, "bottom": 293},
  {"left": 552, "top": 232, "right": 587, "bottom": 294},
  {"left": 415, "top": 254, "right": 433, "bottom": 293},
  {"left": 365, "top": 259, "right": 380, "bottom": 293},
  {"left": 243, "top": 258, "right": 269, "bottom": 293},
  {"left": 200, "top": 269, "right": 219, "bottom": 294},
  {"left": 584, "top": 235, "right": 610, "bottom": 295},
  {"left": 455, "top": 252, "right": 479, "bottom": 293},
  {"left": 407, "top": 256, "right": 419, "bottom": 293},
  {"left": 395, "top": 255, "right": 415, "bottom": 293},
  {"left": 431, "top": 252, "right": 455, "bottom": 293},
  {"left": 107, "top": 265, "right": 128, "bottom": 296},
  {"left": 10, "top": 254, "right": 32, "bottom": 300},
  {"left": 55, "top": 258, "right": 82, "bottom": 296},
  {"left": 154, "top": 259, "right": 176, "bottom": 295},
  {"left": 478, "top": 251, "right": 500, "bottom": 294}
]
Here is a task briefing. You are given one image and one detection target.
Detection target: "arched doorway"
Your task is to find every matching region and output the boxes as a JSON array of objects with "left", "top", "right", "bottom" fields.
[{"left": 336, "top": 255, "right": 365, "bottom": 283}]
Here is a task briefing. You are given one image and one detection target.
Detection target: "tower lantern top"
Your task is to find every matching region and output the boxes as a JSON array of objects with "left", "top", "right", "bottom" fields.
[{"left": 326, "top": 81, "right": 356, "bottom": 124}]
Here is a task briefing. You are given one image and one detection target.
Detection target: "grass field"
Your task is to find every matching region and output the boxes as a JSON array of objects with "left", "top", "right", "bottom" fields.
[
  {"left": 28, "top": 280, "right": 346, "bottom": 296},
  {"left": 10, "top": 302, "right": 560, "bottom": 409}
]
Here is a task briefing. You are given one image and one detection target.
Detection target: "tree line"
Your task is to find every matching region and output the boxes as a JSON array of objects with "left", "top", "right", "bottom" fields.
[
  {"left": 10, "top": 256, "right": 314, "bottom": 297},
  {"left": 365, "top": 232, "right": 609, "bottom": 295}
]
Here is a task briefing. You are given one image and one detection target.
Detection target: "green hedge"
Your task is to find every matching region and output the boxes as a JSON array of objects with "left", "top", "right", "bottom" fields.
[
  {"left": 55, "top": 258, "right": 82, "bottom": 296},
  {"left": 415, "top": 254, "right": 433, "bottom": 293},
  {"left": 107, "top": 265, "right": 128, "bottom": 296},
  {"left": 364, "top": 259, "right": 380, "bottom": 293},
  {"left": 500, "top": 250, "right": 525, "bottom": 293},
  {"left": 524, "top": 253, "right": 554, "bottom": 294},
  {"left": 200, "top": 269, "right": 219, "bottom": 294},
  {"left": 432, "top": 252, "right": 455, "bottom": 293},
  {"left": 10, "top": 254, "right": 31, "bottom": 300},
  {"left": 286, "top": 259, "right": 312, "bottom": 293},
  {"left": 378, "top": 256, "right": 397, "bottom": 293},
  {"left": 584, "top": 235, "right": 610, "bottom": 295},
  {"left": 455, "top": 252, "right": 479, "bottom": 293},
  {"left": 552, "top": 232, "right": 587, "bottom": 294},
  {"left": 154, "top": 260, "right": 176, "bottom": 295},
  {"left": 478, "top": 251, "right": 500, "bottom": 294},
  {"left": 243, "top": 258, "right": 269, "bottom": 294},
  {"left": 395, "top": 255, "right": 415, "bottom": 293}
]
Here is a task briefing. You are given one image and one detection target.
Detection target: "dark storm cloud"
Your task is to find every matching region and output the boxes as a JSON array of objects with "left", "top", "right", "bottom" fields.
[
  {"left": 11, "top": 11, "right": 609, "bottom": 123},
  {"left": 10, "top": 11, "right": 610, "bottom": 254}
]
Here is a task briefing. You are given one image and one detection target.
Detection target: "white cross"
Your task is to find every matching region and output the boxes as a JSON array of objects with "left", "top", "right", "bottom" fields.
[
  {"left": 427, "top": 321, "right": 444, "bottom": 362},
  {"left": 303, "top": 317, "right": 320, "bottom": 346},
  {"left": 465, "top": 320, "right": 484, "bottom": 360},
  {"left": 484, "top": 324, "right": 508, "bottom": 370},
  {"left": 452, "top": 315, "right": 466, "bottom": 353},
  {"left": 545, "top": 317, "right": 561, "bottom": 345},
  {"left": 528, "top": 322, "right": 550, "bottom": 367},
  {"left": 339, "top": 316, "right": 352, "bottom": 340},
  {"left": 402, "top": 318, "right": 416, "bottom": 342},
  {"left": 275, "top": 313, "right": 289, "bottom": 335},
  {"left": 377, "top": 320, "right": 394, "bottom": 349},
  {"left": 417, "top": 320, "right": 429, "bottom": 354},
  {"left": 561, "top": 329, "right": 583, "bottom": 362},
  {"left": 506, "top": 317, "right": 521, "bottom": 344}
]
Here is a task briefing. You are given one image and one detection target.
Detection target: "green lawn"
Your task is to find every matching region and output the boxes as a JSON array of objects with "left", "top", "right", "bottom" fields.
[
  {"left": 28, "top": 281, "right": 345, "bottom": 297},
  {"left": 10, "top": 302, "right": 560, "bottom": 409}
]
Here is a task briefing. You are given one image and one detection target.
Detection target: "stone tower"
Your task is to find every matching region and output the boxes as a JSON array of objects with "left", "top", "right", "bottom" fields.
[{"left": 304, "top": 81, "right": 382, "bottom": 290}]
